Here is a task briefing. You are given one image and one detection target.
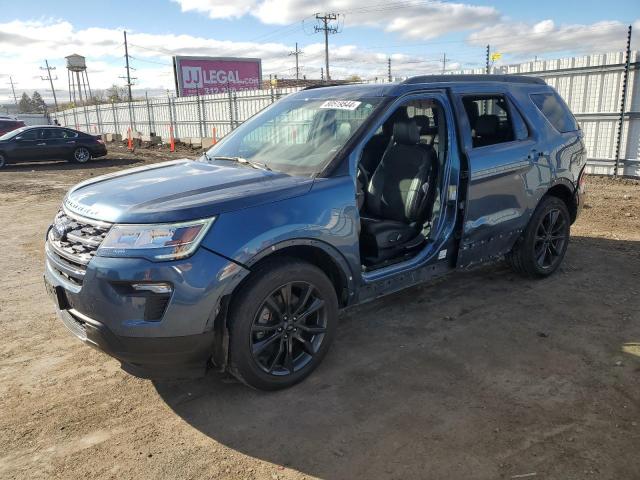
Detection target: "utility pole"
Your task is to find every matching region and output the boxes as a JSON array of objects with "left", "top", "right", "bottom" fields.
[
  {"left": 40, "top": 59, "right": 59, "bottom": 111},
  {"left": 289, "top": 42, "right": 303, "bottom": 81},
  {"left": 485, "top": 45, "right": 490, "bottom": 74},
  {"left": 387, "top": 57, "right": 392, "bottom": 82},
  {"left": 7, "top": 76, "right": 18, "bottom": 105},
  {"left": 441, "top": 53, "right": 447, "bottom": 74},
  {"left": 315, "top": 13, "right": 338, "bottom": 81},
  {"left": 614, "top": 24, "right": 633, "bottom": 177},
  {"left": 122, "top": 31, "right": 134, "bottom": 101}
]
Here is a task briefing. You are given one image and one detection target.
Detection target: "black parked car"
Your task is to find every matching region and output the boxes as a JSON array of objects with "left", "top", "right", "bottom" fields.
[{"left": 0, "top": 126, "right": 107, "bottom": 168}]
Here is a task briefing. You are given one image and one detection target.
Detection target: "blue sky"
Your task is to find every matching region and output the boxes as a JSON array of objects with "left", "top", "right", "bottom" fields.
[{"left": 0, "top": 0, "right": 638, "bottom": 102}]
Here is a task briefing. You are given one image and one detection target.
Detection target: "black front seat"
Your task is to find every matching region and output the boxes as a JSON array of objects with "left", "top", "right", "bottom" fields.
[{"left": 361, "top": 119, "right": 438, "bottom": 263}]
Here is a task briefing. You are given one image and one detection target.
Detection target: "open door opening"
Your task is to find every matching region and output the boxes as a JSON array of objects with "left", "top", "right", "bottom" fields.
[{"left": 357, "top": 98, "right": 447, "bottom": 270}]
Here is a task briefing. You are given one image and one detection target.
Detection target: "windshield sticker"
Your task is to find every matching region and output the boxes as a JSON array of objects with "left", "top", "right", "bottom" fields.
[{"left": 320, "top": 100, "right": 362, "bottom": 111}]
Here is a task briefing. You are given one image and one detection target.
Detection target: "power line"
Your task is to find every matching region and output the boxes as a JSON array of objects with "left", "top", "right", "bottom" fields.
[
  {"left": 289, "top": 42, "right": 304, "bottom": 80},
  {"left": 129, "top": 55, "right": 172, "bottom": 67},
  {"left": 315, "top": 13, "right": 339, "bottom": 81},
  {"left": 40, "top": 60, "right": 59, "bottom": 111}
]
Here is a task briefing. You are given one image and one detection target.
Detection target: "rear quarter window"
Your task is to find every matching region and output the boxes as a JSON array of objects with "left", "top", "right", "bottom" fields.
[{"left": 530, "top": 92, "right": 579, "bottom": 133}]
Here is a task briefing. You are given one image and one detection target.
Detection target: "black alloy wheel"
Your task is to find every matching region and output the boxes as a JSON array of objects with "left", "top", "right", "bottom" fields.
[
  {"left": 72, "top": 146, "right": 91, "bottom": 163},
  {"left": 228, "top": 258, "right": 338, "bottom": 390},
  {"left": 507, "top": 195, "right": 571, "bottom": 278},
  {"left": 533, "top": 208, "right": 568, "bottom": 270},
  {"left": 251, "top": 282, "right": 328, "bottom": 376}
]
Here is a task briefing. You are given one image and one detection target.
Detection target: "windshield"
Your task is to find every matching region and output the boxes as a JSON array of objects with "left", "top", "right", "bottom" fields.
[
  {"left": 0, "top": 126, "right": 28, "bottom": 141},
  {"left": 204, "top": 96, "right": 383, "bottom": 176}
]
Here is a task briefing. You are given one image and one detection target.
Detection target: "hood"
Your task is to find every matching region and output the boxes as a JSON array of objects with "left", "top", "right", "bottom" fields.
[{"left": 64, "top": 159, "right": 314, "bottom": 223}]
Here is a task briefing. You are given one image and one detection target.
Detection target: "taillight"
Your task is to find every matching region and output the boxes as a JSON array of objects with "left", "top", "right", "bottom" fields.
[
  {"left": 96, "top": 138, "right": 104, "bottom": 144},
  {"left": 578, "top": 168, "right": 587, "bottom": 192}
]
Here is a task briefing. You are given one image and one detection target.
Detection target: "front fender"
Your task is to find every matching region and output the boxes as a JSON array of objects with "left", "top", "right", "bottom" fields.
[{"left": 202, "top": 175, "right": 361, "bottom": 283}]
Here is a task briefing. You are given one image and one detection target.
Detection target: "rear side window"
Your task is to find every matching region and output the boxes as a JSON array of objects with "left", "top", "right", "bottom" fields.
[
  {"left": 462, "top": 95, "right": 517, "bottom": 148},
  {"left": 530, "top": 92, "right": 579, "bottom": 133},
  {"left": 62, "top": 129, "right": 79, "bottom": 138}
]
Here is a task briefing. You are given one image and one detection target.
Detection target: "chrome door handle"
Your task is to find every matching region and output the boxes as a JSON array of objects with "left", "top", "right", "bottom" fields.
[{"left": 36, "top": 142, "right": 46, "bottom": 146}]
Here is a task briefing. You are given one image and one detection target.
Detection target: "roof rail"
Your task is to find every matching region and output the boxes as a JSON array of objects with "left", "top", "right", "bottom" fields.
[
  {"left": 302, "top": 82, "right": 362, "bottom": 90},
  {"left": 401, "top": 74, "right": 545, "bottom": 85}
]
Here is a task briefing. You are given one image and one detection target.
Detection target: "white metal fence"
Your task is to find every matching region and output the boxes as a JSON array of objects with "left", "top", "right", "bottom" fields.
[
  {"left": 463, "top": 50, "right": 640, "bottom": 176},
  {"left": 52, "top": 50, "right": 640, "bottom": 177},
  {"left": 52, "top": 86, "right": 302, "bottom": 142}
]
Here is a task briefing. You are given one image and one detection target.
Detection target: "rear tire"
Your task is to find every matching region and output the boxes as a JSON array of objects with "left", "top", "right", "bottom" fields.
[
  {"left": 71, "top": 146, "right": 91, "bottom": 163},
  {"left": 228, "top": 257, "right": 338, "bottom": 390},
  {"left": 507, "top": 196, "right": 570, "bottom": 278}
]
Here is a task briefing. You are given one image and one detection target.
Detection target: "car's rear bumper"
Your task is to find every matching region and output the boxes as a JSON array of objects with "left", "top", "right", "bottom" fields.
[{"left": 91, "top": 145, "right": 108, "bottom": 158}]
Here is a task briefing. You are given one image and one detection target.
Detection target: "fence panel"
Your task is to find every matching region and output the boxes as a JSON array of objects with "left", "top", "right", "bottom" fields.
[{"left": 51, "top": 61, "right": 640, "bottom": 176}]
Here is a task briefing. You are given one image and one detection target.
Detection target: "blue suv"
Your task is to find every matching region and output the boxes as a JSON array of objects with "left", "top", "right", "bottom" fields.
[{"left": 44, "top": 75, "right": 586, "bottom": 390}]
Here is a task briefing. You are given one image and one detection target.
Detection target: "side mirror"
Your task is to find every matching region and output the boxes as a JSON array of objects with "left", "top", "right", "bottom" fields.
[{"left": 14, "top": 136, "right": 23, "bottom": 141}]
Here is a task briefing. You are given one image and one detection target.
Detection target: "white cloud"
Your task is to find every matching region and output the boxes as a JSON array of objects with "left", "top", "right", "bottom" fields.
[
  {"left": 468, "top": 19, "right": 639, "bottom": 57},
  {"left": 0, "top": 19, "right": 440, "bottom": 103},
  {"left": 173, "top": 0, "right": 257, "bottom": 19},
  {"left": 173, "top": 0, "right": 500, "bottom": 39}
]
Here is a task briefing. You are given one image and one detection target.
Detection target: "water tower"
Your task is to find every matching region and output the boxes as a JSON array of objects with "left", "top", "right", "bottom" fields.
[{"left": 66, "top": 54, "right": 93, "bottom": 105}]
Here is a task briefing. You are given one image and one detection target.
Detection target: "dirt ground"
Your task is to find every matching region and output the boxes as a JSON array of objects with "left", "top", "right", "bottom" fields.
[{"left": 1, "top": 146, "right": 639, "bottom": 480}]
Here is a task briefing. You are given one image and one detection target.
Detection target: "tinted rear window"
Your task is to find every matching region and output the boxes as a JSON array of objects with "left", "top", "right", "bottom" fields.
[{"left": 530, "top": 92, "right": 578, "bottom": 133}]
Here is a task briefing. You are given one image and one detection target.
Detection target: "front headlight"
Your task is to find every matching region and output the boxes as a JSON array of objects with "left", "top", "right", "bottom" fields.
[{"left": 97, "top": 217, "right": 215, "bottom": 261}]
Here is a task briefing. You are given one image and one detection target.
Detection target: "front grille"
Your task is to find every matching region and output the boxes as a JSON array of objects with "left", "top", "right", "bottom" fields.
[{"left": 46, "top": 209, "right": 112, "bottom": 286}]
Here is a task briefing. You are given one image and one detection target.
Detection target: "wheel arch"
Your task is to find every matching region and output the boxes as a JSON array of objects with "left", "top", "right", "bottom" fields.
[
  {"left": 545, "top": 180, "right": 577, "bottom": 223},
  {"left": 243, "top": 239, "right": 355, "bottom": 308},
  {"left": 209, "top": 239, "right": 356, "bottom": 371}
]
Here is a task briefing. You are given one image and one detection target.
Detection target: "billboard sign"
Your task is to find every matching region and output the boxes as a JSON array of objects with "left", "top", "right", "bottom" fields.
[{"left": 173, "top": 56, "right": 262, "bottom": 97}]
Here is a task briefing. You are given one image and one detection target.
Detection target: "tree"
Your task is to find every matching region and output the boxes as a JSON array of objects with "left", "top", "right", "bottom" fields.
[
  {"left": 31, "top": 91, "right": 47, "bottom": 113},
  {"left": 345, "top": 74, "right": 362, "bottom": 82},
  {"left": 105, "top": 84, "right": 128, "bottom": 103},
  {"left": 18, "top": 93, "right": 32, "bottom": 113}
]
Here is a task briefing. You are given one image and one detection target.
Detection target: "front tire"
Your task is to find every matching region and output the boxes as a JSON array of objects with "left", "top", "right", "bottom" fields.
[
  {"left": 71, "top": 146, "right": 91, "bottom": 163},
  {"left": 0, "top": 153, "right": 6, "bottom": 169},
  {"left": 507, "top": 196, "right": 570, "bottom": 278},
  {"left": 228, "top": 258, "right": 338, "bottom": 390}
]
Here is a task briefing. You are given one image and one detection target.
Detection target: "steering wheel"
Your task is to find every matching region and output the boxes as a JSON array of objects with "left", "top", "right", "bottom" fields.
[{"left": 356, "top": 165, "right": 370, "bottom": 210}]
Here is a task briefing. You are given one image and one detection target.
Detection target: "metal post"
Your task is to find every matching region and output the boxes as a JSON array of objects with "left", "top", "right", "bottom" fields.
[
  {"left": 167, "top": 94, "right": 175, "bottom": 142},
  {"left": 42, "top": 60, "right": 59, "bottom": 111},
  {"left": 485, "top": 45, "right": 490, "bottom": 74},
  {"left": 7, "top": 76, "right": 18, "bottom": 105},
  {"left": 614, "top": 25, "right": 632, "bottom": 177},
  {"left": 145, "top": 91, "right": 153, "bottom": 135},
  {"left": 95, "top": 103, "right": 103, "bottom": 134},
  {"left": 387, "top": 58, "right": 392, "bottom": 82},
  {"left": 124, "top": 31, "right": 133, "bottom": 102},
  {"left": 233, "top": 93, "right": 239, "bottom": 128},
  {"left": 227, "top": 84, "right": 235, "bottom": 131},
  {"left": 111, "top": 101, "right": 119, "bottom": 136},
  {"left": 195, "top": 89, "right": 203, "bottom": 138}
]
